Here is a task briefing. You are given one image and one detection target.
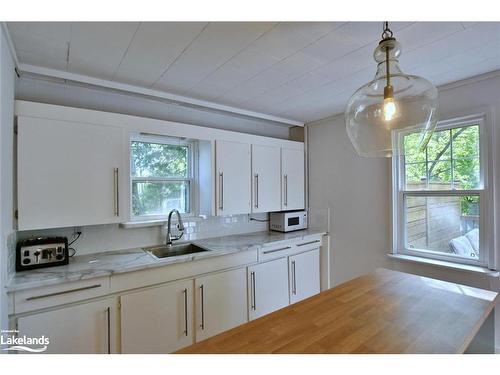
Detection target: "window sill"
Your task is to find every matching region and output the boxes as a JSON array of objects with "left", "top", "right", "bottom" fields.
[
  {"left": 387, "top": 253, "right": 499, "bottom": 277},
  {"left": 120, "top": 215, "right": 207, "bottom": 229}
]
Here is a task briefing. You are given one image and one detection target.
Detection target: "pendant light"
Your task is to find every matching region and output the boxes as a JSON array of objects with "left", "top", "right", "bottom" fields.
[{"left": 345, "top": 22, "right": 438, "bottom": 157}]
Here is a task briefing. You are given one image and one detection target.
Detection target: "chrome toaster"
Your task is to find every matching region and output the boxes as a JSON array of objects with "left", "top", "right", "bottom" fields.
[{"left": 16, "top": 236, "right": 69, "bottom": 271}]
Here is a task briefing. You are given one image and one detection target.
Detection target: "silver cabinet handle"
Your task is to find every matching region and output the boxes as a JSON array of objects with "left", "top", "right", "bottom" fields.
[
  {"left": 254, "top": 174, "right": 259, "bottom": 208},
  {"left": 25, "top": 284, "right": 102, "bottom": 301},
  {"left": 250, "top": 271, "right": 256, "bottom": 310},
  {"left": 183, "top": 288, "right": 188, "bottom": 337},
  {"left": 284, "top": 174, "right": 288, "bottom": 206},
  {"left": 218, "top": 172, "right": 224, "bottom": 211},
  {"left": 262, "top": 246, "right": 291, "bottom": 255},
  {"left": 106, "top": 307, "right": 111, "bottom": 354},
  {"left": 199, "top": 284, "right": 205, "bottom": 330},
  {"left": 291, "top": 260, "right": 297, "bottom": 295},
  {"left": 297, "top": 240, "right": 320, "bottom": 247},
  {"left": 113, "top": 167, "right": 119, "bottom": 216}
]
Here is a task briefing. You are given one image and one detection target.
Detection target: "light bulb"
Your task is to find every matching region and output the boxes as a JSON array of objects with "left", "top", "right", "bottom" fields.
[{"left": 383, "top": 97, "right": 397, "bottom": 121}]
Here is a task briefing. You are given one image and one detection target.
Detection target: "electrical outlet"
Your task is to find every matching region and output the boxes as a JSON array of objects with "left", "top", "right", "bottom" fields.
[{"left": 74, "top": 227, "right": 83, "bottom": 235}]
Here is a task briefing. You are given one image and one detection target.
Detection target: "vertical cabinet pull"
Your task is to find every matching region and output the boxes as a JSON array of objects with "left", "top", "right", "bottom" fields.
[
  {"left": 254, "top": 174, "right": 259, "bottom": 208},
  {"left": 199, "top": 284, "right": 205, "bottom": 330},
  {"left": 183, "top": 288, "right": 188, "bottom": 337},
  {"left": 250, "top": 271, "right": 256, "bottom": 310},
  {"left": 284, "top": 174, "right": 288, "bottom": 206},
  {"left": 218, "top": 172, "right": 224, "bottom": 211},
  {"left": 113, "top": 168, "right": 119, "bottom": 216},
  {"left": 106, "top": 307, "right": 111, "bottom": 354},
  {"left": 291, "top": 260, "right": 297, "bottom": 295}
]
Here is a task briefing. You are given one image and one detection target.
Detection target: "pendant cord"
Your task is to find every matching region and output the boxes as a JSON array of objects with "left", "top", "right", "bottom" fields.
[
  {"left": 383, "top": 21, "right": 392, "bottom": 90},
  {"left": 385, "top": 47, "right": 391, "bottom": 87}
]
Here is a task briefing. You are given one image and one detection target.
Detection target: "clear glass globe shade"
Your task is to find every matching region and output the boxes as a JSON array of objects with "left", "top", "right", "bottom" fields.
[{"left": 345, "top": 41, "right": 438, "bottom": 158}]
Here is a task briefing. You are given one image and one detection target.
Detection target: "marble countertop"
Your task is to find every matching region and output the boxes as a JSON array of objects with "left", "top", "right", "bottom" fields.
[{"left": 7, "top": 229, "right": 325, "bottom": 292}]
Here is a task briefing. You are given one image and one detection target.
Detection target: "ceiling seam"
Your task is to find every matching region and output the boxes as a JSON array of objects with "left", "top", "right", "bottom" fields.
[
  {"left": 110, "top": 22, "right": 141, "bottom": 81},
  {"left": 66, "top": 23, "right": 72, "bottom": 72},
  {"left": 151, "top": 22, "right": 210, "bottom": 88}
]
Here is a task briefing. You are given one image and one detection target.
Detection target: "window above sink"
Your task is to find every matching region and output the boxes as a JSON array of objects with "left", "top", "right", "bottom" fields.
[{"left": 130, "top": 134, "right": 196, "bottom": 220}]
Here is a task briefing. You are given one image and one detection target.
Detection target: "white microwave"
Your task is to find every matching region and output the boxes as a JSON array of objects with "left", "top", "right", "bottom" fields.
[{"left": 270, "top": 211, "right": 308, "bottom": 232}]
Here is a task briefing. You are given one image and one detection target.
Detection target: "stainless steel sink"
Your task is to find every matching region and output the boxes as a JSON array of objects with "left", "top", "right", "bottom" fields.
[{"left": 143, "top": 243, "right": 208, "bottom": 259}]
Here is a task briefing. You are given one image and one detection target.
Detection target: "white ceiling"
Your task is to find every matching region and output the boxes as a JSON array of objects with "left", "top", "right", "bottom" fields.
[{"left": 7, "top": 22, "right": 500, "bottom": 124}]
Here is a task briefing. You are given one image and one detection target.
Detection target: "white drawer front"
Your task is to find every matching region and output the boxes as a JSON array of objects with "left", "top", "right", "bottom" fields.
[
  {"left": 14, "top": 277, "right": 110, "bottom": 314},
  {"left": 258, "top": 235, "right": 322, "bottom": 261},
  {"left": 258, "top": 242, "right": 295, "bottom": 262},
  {"left": 294, "top": 238, "right": 322, "bottom": 253}
]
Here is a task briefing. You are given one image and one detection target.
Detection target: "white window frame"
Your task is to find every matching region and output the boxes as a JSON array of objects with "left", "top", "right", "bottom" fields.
[
  {"left": 392, "top": 111, "right": 495, "bottom": 269},
  {"left": 129, "top": 133, "right": 198, "bottom": 221}
]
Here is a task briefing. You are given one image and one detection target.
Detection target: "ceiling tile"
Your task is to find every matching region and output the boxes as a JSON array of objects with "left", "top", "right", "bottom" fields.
[
  {"left": 8, "top": 22, "right": 71, "bottom": 70},
  {"left": 245, "top": 22, "right": 343, "bottom": 61},
  {"left": 8, "top": 22, "right": 72, "bottom": 43},
  {"left": 68, "top": 22, "right": 140, "bottom": 80},
  {"left": 400, "top": 22, "right": 500, "bottom": 72},
  {"left": 153, "top": 22, "right": 276, "bottom": 93},
  {"left": 185, "top": 49, "right": 280, "bottom": 100},
  {"left": 396, "top": 22, "right": 464, "bottom": 52},
  {"left": 113, "top": 22, "right": 207, "bottom": 87}
]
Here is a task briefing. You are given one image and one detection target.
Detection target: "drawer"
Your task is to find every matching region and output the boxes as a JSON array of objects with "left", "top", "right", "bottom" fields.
[
  {"left": 258, "top": 235, "right": 323, "bottom": 262},
  {"left": 111, "top": 249, "right": 258, "bottom": 293},
  {"left": 294, "top": 237, "right": 322, "bottom": 253},
  {"left": 258, "top": 242, "right": 296, "bottom": 262},
  {"left": 14, "top": 277, "right": 110, "bottom": 314}
]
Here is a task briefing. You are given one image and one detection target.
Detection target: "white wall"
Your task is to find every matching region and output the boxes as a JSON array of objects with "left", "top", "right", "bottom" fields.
[
  {"left": 0, "top": 27, "right": 16, "bottom": 333},
  {"left": 307, "top": 71, "right": 500, "bottom": 348},
  {"left": 307, "top": 118, "right": 391, "bottom": 286}
]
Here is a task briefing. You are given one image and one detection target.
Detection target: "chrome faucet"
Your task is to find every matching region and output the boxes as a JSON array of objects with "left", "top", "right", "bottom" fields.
[{"left": 166, "top": 209, "right": 185, "bottom": 246}]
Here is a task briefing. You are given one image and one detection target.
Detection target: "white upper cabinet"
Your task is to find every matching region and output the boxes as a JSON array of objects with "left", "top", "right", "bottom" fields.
[
  {"left": 17, "top": 116, "right": 125, "bottom": 230},
  {"left": 281, "top": 147, "right": 305, "bottom": 211},
  {"left": 251, "top": 144, "right": 281, "bottom": 213},
  {"left": 194, "top": 268, "right": 248, "bottom": 342},
  {"left": 215, "top": 140, "right": 251, "bottom": 215}
]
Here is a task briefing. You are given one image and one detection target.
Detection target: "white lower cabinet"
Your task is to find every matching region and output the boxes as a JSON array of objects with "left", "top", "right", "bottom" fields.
[
  {"left": 248, "top": 257, "right": 289, "bottom": 320},
  {"left": 12, "top": 238, "right": 322, "bottom": 354},
  {"left": 16, "top": 298, "right": 117, "bottom": 354},
  {"left": 195, "top": 267, "right": 248, "bottom": 342},
  {"left": 120, "top": 279, "right": 193, "bottom": 354},
  {"left": 289, "top": 249, "right": 320, "bottom": 304}
]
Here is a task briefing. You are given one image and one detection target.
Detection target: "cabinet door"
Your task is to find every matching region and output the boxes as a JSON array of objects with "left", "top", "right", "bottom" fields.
[
  {"left": 289, "top": 249, "right": 320, "bottom": 304},
  {"left": 17, "top": 116, "right": 124, "bottom": 230},
  {"left": 215, "top": 140, "right": 251, "bottom": 215},
  {"left": 248, "top": 258, "right": 289, "bottom": 320},
  {"left": 195, "top": 268, "right": 248, "bottom": 342},
  {"left": 16, "top": 298, "right": 116, "bottom": 354},
  {"left": 281, "top": 147, "right": 305, "bottom": 210},
  {"left": 251, "top": 144, "right": 281, "bottom": 213},
  {"left": 120, "top": 280, "right": 193, "bottom": 353}
]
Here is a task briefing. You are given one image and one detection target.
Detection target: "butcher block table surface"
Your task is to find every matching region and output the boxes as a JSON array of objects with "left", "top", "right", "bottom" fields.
[{"left": 178, "top": 268, "right": 498, "bottom": 354}]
